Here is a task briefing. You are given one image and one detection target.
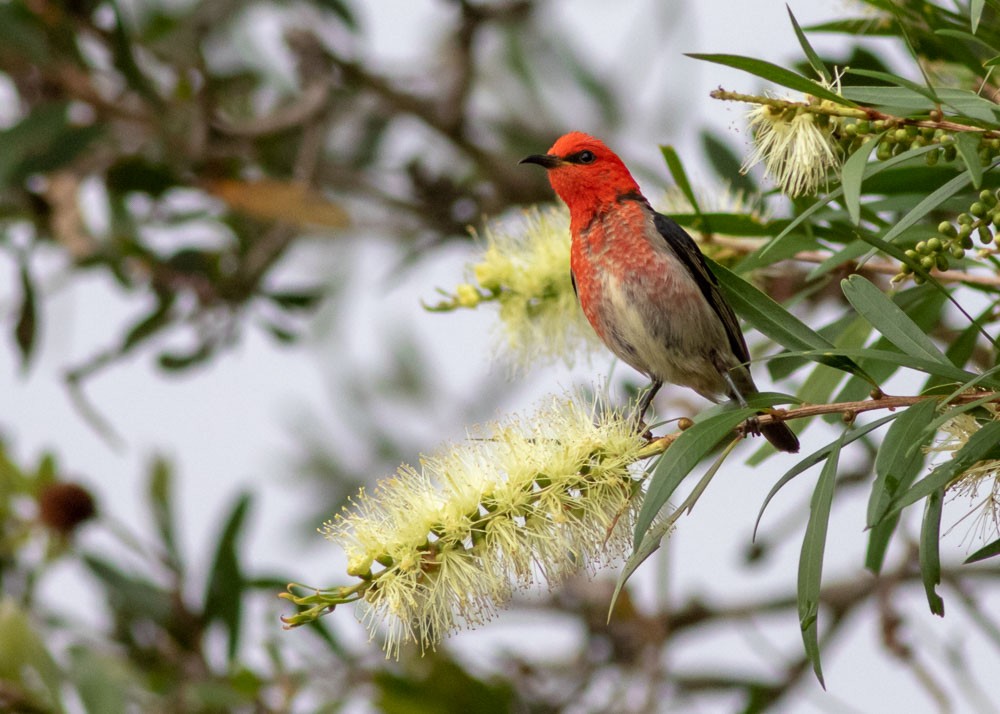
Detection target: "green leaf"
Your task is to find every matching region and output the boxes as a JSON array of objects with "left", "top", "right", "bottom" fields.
[
  {"left": 972, "top": 0, "right": 986, "bottom": 34},
  {"left": 14, "top": 260, "right": 37, "bottom": 372},
  {"left": 633, "top": 409, "right": 754, "bottom": 545},
  {"left": 955, "top": 132, "right": 984, "bottom": 189},
  {"left": 919, "top": 489, "right": 945, "bottom": 616},
  {"left": 847, "top": 68, "right": 939, "bottom": 103},
  {"left": 700, "top": 130, "right": 756, "bottom": 194},
  {"left": 686, "top": 53, "right": 855, "bottom": 106},
  {"left": 754, "top": 414, "right": 896, "bottom": 539},
  {"left": 148, "top": 456, "right": 180, "bottom": 569},
  {"left": 710, "top": 260, "right": 874, "bottom": 383},
  {"left": 841, "top": 86, "right": 1000, "bottom": 122},
  {"left": 868, "top": 399, "right": 937, "bottom": 528},
  {"left": 882, "top": 421, "right": 1000, "bottom": 520},
  {"left": 203, "top": 492, "right": 252, "bottom": 663},
  {"left": 934, "top": 29, "right": 999, "bottom": 56},
  {"left": 616, "top": 438, "right": 738, "bottom": 603},
  {"left": 865, "top": 400, "right": 937, "bottom": 573},
  {"left": 792, "top": 347, "right": 980, "bottom": 385},
  {"left": 964, "top": 536, "right": 1000, "bottom": 564},
  {"left": 0, "top": 599, "right": 64, "bottom": 713},
  {"left": 798, "top": 428, "right": 845, "bottom": 688},
  {"left": 841, "top": 135, "right": 885, "bottom": 225},
  {"left": 787, "top": 5, "right": 830, "bottom": 83},
  {"left": 841, "top": 275, "right": 950, "bottom": 365},
  {"left": 881, "top": 169, "right": 975, "bottom": 245},
  {"left": 660, "top": 145, "right": 703, "bottom": 221}
]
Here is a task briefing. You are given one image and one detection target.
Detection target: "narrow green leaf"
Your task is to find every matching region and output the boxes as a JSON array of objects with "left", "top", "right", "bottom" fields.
[
  {"left": 701, "top": 130, "right": 757, "bottom": 193},
  {"left": 881, "top": 169, "right": 974, "bottom": 245},
  {"left": 841, "top": 275, "right": 950, "bottom": 365},
  {"left": 882, "top": 421, "right": 1000, "bottom": 520},
  {"left": 204, "top": 492, "right": 252, "bottom": 662},
  {"left": 14, "top": 260, "right": 36, "bottom": 372},
  {"left": 964, "top": 536, "right": 1000, "bottom": 564},
  {"left": 955, "top": 132, "right": 984, "bottom": 189},
  {"left": 686, "top": 53, "right": 855, "bottom": 106},
  {"left": 660, "top": 145, "right": 701, "bottom": 216},
  {"left": 868, "top": 399, "right": 937, "bottom": 528},
  {"left": 972, "top": 0, "right": 985, "bottom": 34},
  {"left": 754, "top": 414, "right": 896, "bottom": 539},
  {"left": 919, "top": 489, "right": 945, "bottom": 616},
  {"left": 934, "top": 29, "right": 999, "bottom": 56},
  {"left": 848, "top": 68, "right": 940, "bottom": 103},
  {"left": 841, "top": 135, "right": 885, "bottom": 225},
  {"left": 798, "top": 428, "right": 845, "bottom": 688},
  {"left": 792, "top": 347, "right": 980, "bottom": 385},
  {"left": 787, "top": 5, "right": 830, "bottom": 82},
  {"left": 633, "top": 409, "right": 754, "bottom": 545},
  {"left": 615, "top": 438, "right": 738, "bottom": 605},
  {"left": 865, "top": 400, "right": 937, "bottom": 573},
  {"left": 148, "top": 456, "right": 180, "bottom": 568},
  {"left": 710, "top": 260, "right": 874, "bottom": 383}
]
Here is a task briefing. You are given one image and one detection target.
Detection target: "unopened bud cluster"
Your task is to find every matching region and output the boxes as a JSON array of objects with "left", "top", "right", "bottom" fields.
[
  {"left": 831, "top": 115, "right": 1000, "bottom": 166},
  {"left": 894, "top": 189, "right": 1000, "bottom": 283}
]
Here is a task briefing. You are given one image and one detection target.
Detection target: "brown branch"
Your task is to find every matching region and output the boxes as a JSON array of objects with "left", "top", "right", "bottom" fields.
[
  {"left": 704, "top": 234, "right": 1000, "bottom": 288},
  {"left": 637, "top": 391, "right": 1000, "bottom": 459}
]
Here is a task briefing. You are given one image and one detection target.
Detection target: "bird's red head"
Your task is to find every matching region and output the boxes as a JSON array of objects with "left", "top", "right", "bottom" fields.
[{"left": 520, "top": 132, "right": 642, "bottom": 216}]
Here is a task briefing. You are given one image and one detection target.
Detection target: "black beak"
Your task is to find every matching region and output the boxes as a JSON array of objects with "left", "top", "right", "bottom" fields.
[{"left": 519, "top": 153, "right": 562, "bottom": 169}]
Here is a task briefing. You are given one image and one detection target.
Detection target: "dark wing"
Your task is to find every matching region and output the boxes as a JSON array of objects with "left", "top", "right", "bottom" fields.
[
  {"left": 571, "top": 270, "right": 578, "bottom": 297},
  {"left": 652, "top": 212, "right": 750, "bottom": 365}
]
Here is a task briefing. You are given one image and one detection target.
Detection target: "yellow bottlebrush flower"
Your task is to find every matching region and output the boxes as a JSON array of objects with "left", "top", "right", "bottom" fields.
[
  {"left": 930, "top": 408, "right": 1000, "bottom": 541},
  {"left": 430, "top": 206, "right": 599, "bottom": 369},
  {"left": 321, "top": 390, "right": 647, "bottom": 658},
  {"left": 742, "top": 102, "right": 842, "bottom": 198}
]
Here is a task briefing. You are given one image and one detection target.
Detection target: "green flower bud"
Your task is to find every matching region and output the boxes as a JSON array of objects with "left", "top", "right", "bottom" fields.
[
  {"left": 926, "top": 237, "right": 942, "bottom": 252},
  {"left": 980, "top": 148, "right": 993, "bottom": 166},
  {"left": 993, "top": 212, "right": 1000, "bottom": 228},
  {"left": 943, "top": 146, "right": 957, "bottom": 162},
  {"left": 455, "top": 283, "right": 481, "bottom": 308},
  {"left": 926, "top": 148, "right": 941, "bottom": 166},
  {"left": 935, "top": 254, "right": 949, "bottom": 271},
  {"left": 938, "top": 221, "right": 957, "bottom": 236},
  {"left": 914, "top": 274, "right": 926, "bottom": 285},
  {"left": 979, "top": 225, "right": 995, "bottom": 244},
  {"left": 894, "top": 128, "right": 909, "bottom": 143},
  {"left": 877, "top": 141, "right": 892, "bottom": 161},
  {"left": 939, "top": 133, "right": 955, "bottom": 145},
  {"left": 904, "top": 249, "right": 919, "bottom": 260},
  {"left": 856, "top": 120, "right": 871, "bottom": 134},
  {"left": 950, "top": 245, "right": 966, "bottom": 259},
  {"left": 957, "top": 213, "right": 973, "bottom": 225},
  {"left": 915, "top": 240, "right": 929, "bottom": 254},
  {"left": 980, "top": 189, "right": 997, "bottom": 207},
  {"left": 958, "top": 223, "right": 973, "bottom": 239},
  {"left": 970, "top": 201, "right": 986, "bottom": 217},
  {"left": 962, "top": 235, "right": 974, "bottom": 249}
]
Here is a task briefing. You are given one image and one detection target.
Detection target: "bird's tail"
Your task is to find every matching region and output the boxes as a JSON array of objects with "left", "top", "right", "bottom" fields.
[{"left": 760, "top": 419, "right": 799, "bottom": 453}]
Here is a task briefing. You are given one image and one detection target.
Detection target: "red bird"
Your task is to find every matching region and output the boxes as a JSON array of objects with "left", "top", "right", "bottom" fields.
[{"left": 521, "top": 132, "right": 799, "bottom": 453}]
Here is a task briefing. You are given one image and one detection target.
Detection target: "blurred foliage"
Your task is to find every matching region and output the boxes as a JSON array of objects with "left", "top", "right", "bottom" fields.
[{"left": 3, "top": 0, "right": 1000, "bottom": 713}]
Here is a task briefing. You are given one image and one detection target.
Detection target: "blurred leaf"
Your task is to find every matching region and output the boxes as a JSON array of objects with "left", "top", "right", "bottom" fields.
[
  {"left": 841, "top": 275, "right": 950, "bottom": 365},
  {"left": 206, "top": 179, "right": 349, "bottom": 228},
  {"left": 797, "top": 427, "right": 845, "bottom": 688},
  {"left": 108, "top": 0, "right": 163, "bottom": 107},
  {"left": 787, "top": 5, "right": 831, "bottom": 83},
  {"left": 265, "top": 289, "right": 325, "bottom": 311},
  {"left": 847, "top": 68, "right": 940, "bottom": 103},
  {"left": 687, "top": 53, "right": 855, "bottom": 105},
  {"left": 203, "top": 492, "right": 252, "bottom": 663},
  {"left": 148, "top": 456, "right": 181, "bottom": 569},
  {"left": 710, "top": 260, "right": 874, "bottom": 383},
  {"left": 965, "top": 536, "right": 1000, "bottom": 564},
  {"left": 0, "top": 3, "right": 51, "bottom": 64},
  {"left": 317, "top": 0, "right": 359, "bottom": 29},
  {"left": 0, "top": 102, "right": 70, "bottom": 185},
  {"left": 0, "top": 599, "right": 64, "bottom": 713},
  {"left": 660, "top": 145, "right": 702, "bottom": 218},
  {"left": 700, "top": 130, "right": 756, "bottom": 193},
  {"left": 375, "top": 656, "right": 514, "bottom": 714},
  {"left": 121, "top": 296, "right": 174, "bottom": 354},
  {"left": 670, "top": 212, "right": 778, "bottom": 237},
  {"left": 84, "top": 556, "right": 175, "bottom": 624},
  {"left": 865, "top": 399, "right": 936, "bottom": 573},
  {"left": 69, "top": 646, "right": 135, "bottom": 714},
  {"left": 14, "top": 259, "right": 37, "bottom": 371},
  {"left": 158, "top": 343, "right": 213, "bottom": 371},
  {"left": 106, "top": 157, "right": 180, "bottom": 197},
  {"left": 919, "top": 488, "right": 945, "bottom": 616}
]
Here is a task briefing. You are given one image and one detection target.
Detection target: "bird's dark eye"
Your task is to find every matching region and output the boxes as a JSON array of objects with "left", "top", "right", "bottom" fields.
[{"left": 575, "top": 150, "right": 596, "bottom": 164}]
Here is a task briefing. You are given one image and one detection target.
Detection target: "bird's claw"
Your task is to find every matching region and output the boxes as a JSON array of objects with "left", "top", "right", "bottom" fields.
[{"left": 740, "top": 415, "right": 762, "bottom": 439}]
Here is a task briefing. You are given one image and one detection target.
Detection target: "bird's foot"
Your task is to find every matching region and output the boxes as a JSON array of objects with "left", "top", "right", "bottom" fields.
[{"left": 740, "top": 415, "right": 762, "bottom": 439}]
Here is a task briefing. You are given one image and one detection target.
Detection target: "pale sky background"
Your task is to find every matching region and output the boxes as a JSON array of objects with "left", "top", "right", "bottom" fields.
[{"left": 2, "top": 2, "right": 997, "bottom": 712}]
